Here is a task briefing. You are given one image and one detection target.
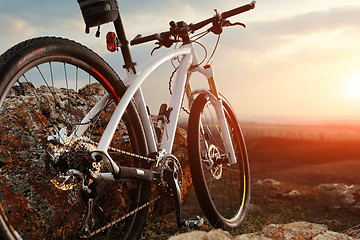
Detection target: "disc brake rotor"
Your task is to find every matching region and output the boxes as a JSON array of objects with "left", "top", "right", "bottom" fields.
[{"left": 208, "top": 144, "right": 222, "bottom": 179}]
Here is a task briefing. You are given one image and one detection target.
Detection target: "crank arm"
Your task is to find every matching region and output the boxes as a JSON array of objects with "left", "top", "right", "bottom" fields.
[
  {"left": 164, "top": 166, "right": 183, "bottom": 227},
  {"left": 164, "top": 164, "right": 204, "bottom": 229}
]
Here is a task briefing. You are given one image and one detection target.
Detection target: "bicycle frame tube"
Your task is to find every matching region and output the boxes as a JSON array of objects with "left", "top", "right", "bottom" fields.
[
  {"left": 159, "top": 52, "right": 192, "bottom": 152},
  {"left": 69, "top": 93, "right": 113, "bottom": 141},
  {"left": 91, "top": 46, "right": 192, "bottom": 171}
]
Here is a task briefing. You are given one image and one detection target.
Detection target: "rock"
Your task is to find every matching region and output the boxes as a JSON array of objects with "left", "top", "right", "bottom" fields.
[
  {"left": 169, "top": 222, "right": 356, "bottom": 240},
  {"left": 262, "top": 221, "right": 327, "bottom": 239},
  {"left": 252, "top": 222, "right": 355, "bottom": 240},
  {"left": 254, "top": 179, "right": 263, "bottom": 185},
  {"left": 344, "top": 224, "right": 360, "bottom": 238},
  {"left": 317, "top": 183, "right": 360, "bottom": 205},
  {"left": 169, "top": 229, "right": 233, "bottom": 240},
  {"left": 236, "top": 234, "right": 272, "bottom": 240},
  {"left": 318, "top": 183, "right": 348, "bottom": 194},
  {"left": 314, "top": 230, "right": 353, "bottom": 240},
  {"left": 285, "top": 190, "right": 300, "bottom": 196},
  {"left": 263, "top": 179, "right": 281, "bottom": 186},
  {"left": 255, "top": 179, "right": 281, "bottom": 186}
]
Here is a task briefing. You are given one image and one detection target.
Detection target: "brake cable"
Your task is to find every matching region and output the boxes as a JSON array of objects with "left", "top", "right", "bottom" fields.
[{"left": 205, "top": 34, "right": 220, "bottom": 65}]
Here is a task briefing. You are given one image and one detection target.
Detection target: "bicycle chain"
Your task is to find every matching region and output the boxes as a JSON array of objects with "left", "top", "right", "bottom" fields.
[
  {"left": 87, "top": 195, "right": 162, "bottom": 238},
  {"left": 81, "top": 136, "right": 156, "bottom": 163},
  {"left": 75, "top": 137, "right": 162, "bottom": 238}
]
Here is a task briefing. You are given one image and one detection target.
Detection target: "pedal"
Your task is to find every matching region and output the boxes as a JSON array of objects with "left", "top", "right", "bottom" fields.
[{"left": 184, "top": 216, "right": 204, "bottom": 228}]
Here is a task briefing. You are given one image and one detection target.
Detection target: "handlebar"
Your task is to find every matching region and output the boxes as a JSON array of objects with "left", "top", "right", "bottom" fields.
[
  {"left": 191, "top": 1, "right": 255, "bottom": 33},
  {"left": 130, "top": 1, "right": 256, "bottom": 46}
]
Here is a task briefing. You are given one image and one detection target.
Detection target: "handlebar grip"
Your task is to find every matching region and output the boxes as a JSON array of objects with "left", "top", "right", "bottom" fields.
[
  {"left": 221, "top": 1, "right": 256, "bottom": 19},
  {"left": 130, "top": 33, "right": 158, "bottom": 46}
]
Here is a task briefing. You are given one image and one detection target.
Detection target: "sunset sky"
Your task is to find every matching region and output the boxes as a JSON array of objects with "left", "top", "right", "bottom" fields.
[{"left": 0, "top": 0, "right": 359, "bottom": 123}]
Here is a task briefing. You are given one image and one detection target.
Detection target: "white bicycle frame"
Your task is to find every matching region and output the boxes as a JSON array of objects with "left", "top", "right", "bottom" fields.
[{"left": 71, "top": 42, "right": 237, "bottom": 180}]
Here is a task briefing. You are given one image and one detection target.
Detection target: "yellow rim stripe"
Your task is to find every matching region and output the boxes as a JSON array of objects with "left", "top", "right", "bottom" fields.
[{"left": 241, "top": 174, "right": 246, "bottom": 209}]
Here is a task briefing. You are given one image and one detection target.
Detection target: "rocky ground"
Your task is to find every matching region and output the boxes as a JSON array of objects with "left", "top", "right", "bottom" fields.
[
  {"left": 170, "top": 221, "right": 356, "bottom": 239},
  {"left": 144, "top": 137, "right": 360, "bottom": 239},
  {"left": 169, "top": 179, "right": 360, "bottom": 240}
]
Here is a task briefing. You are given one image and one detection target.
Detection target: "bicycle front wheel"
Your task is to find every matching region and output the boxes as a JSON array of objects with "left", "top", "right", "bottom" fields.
[
  {"left": 0, "top": 37, "right": 150, "bottom": 240},
  {"left": 188, "top": 93, "right": 250, "bottom": 229}
]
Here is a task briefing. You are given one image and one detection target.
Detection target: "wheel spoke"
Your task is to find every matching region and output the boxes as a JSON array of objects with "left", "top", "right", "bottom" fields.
[{"left": 35, "top": 64, "right": 73, "bottom": 127}]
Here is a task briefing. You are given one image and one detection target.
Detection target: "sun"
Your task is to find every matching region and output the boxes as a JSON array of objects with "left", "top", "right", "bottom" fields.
[{"left": 344, "top": 74, "right": 360, "bottom": 101}]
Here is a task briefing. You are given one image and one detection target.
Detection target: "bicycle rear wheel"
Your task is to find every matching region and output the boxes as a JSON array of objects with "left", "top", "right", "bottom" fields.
[
  {"left": 0, "top": 37, "right": 150, "bottom": 239},
  {"left": 188, "top": 93, "right": 250, "bottom": 229}
]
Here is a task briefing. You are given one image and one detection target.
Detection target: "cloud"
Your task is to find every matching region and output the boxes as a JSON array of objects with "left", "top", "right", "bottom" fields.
[
  {"left": 0, "top": 14, "right": 38, "bottom": 40},
  {"left": 0, "top": 14, "right": 40, "bottom": 51},
  {"left": 253, "top": 5, "right": 360, "bottom": 37},
  {"left": 216, "top": 4, "right": 360, "bottom": 59}
]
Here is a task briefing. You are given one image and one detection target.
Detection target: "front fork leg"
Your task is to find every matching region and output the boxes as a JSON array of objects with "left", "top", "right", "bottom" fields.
[{"left": 213, "top": 98, "right": 237, "bottom": 164}]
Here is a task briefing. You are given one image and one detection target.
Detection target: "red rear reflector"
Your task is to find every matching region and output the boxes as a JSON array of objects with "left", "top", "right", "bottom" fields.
[{"left": 106, "top": 32, "right": 118, "bottom": 52}]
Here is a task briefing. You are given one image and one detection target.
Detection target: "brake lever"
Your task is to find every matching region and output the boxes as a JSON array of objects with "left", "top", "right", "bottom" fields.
[
  {"left": 151, "top": 35, "right": 177, "bottom": 55},
  {"left": 151, "top": 42, "right": 162, "bottom": 56},
  {"left": 224, "top": 20, "right": 246, "bottom": 28}
]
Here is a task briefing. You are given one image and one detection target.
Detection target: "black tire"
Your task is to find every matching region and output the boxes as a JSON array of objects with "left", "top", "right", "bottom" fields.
[
  {"left": 0, "top": 37, "right": 150, "bottom": 239},
  {"left": 188, "top": 93, "right": 250, "bottom": 229}
]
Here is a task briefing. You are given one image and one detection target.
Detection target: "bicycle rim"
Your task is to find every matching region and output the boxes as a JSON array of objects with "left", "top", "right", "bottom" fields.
[
  {"left": 0, "top": 37, "right": 149, "bottom": 239},
  {"left": 188, "top": 93, "right": 250, "bottom": 228}
]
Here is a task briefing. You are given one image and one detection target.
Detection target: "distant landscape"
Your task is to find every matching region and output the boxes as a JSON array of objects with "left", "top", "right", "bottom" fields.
[
  {"left": 242, "top": 121, "right": 360, "bottom": 185},
  {"left": 242, "top": 121, "right": 360, "bottom": 141}
]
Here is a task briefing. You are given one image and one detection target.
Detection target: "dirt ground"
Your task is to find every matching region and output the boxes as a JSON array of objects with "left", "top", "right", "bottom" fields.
[{"left": 247, "top": 137, "right": 360, "bottom": 186}]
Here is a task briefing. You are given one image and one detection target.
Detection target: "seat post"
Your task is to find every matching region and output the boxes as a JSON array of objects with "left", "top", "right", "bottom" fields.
[{"left": 113, "top": 12, "right": 137, "bottom": 74}]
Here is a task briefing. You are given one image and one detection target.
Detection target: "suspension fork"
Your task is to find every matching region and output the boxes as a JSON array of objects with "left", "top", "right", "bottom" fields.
[{"left": 190, "top": 65, "right": 238, "bottom": 165}]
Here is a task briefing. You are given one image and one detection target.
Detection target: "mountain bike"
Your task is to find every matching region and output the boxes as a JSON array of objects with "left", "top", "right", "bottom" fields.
[{"left": 0, "top": 0, "right": 254, "bottom": 239}]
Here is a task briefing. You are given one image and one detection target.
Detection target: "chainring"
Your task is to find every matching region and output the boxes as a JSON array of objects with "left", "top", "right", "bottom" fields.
[{"left": 157, "top": 154, "right": 183, "bottom": 193}]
